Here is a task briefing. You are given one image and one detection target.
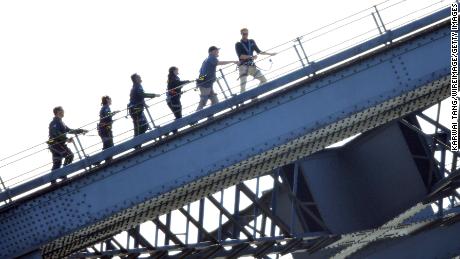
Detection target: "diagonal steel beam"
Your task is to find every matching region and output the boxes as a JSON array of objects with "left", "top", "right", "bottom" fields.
[
  {"left": 272, "top": 175, "right": 328, "bottom": 230},
  {"left": 178, "top": 207, "right": 219, "bottom": 244},
  {"left": 152, "top": 218, "right": 185, "bottom": 247},
  {"left": 207, "top": 195, "right": 255, "bottom": 241},
  {"left": 239, "top": 183, "right": 291, "bottom": 235},
  {"left": 127, "top": 227, "right": 156, "bottom": 257},
  {"left": 207, "top": 190, "right": 272, "bottom": 241}
]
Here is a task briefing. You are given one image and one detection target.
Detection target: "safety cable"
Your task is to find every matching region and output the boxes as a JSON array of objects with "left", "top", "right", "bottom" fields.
[
  {"left": 2, "top": 58, "right": 309, "bottom": 186},
  {"left": 0, "top": 50, "right": 360, "bottom": 186},
  {"left": 0, "top": 0, "right": 407, "bottom": 164},
  {"left": 0, "top": 2, "right": 448, "bottom": 187},
  {"left": 0, "top": 2, "right": 446, "bottom": 181}
]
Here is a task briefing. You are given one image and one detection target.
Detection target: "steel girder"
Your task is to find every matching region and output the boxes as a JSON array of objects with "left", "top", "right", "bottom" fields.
[
  {"left": 0, "top": 15, "right": 450, "bottom": 259},
  {"left": 70, "top": 111, "right": 459, "bottom": 259}
]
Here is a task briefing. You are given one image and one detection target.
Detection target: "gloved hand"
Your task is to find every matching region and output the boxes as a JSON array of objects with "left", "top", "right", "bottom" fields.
[{"left": 71, "top": 129, "right": 88, "bottom": 135}]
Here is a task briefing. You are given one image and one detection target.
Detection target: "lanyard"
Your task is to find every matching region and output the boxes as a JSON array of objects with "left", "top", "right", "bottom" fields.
[{"left": 240, "top": 40, "right": 252, "bottom": 55}]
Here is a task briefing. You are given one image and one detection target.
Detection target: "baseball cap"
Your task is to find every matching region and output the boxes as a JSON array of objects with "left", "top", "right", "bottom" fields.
[{"left": 208, "top": 46, "right": 220, "bottom": 53}]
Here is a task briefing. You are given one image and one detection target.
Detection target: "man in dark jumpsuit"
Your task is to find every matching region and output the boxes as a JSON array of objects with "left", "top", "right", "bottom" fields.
[
  {"left": 48, "top": 106, "right": 87, "bottom": 177},
  {"left": 128, "top": 73, "right": 160, "bottom": 148}
]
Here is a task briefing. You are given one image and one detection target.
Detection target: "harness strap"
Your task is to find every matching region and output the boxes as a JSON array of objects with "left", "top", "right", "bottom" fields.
[{"left": 240, "top": 40, "right": 255, "bottom": 66}]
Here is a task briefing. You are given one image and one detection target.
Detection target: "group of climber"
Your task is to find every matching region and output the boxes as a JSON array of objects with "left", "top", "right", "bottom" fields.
[{"left": 47, "top": 28, "right": 276, "bottom": 174}]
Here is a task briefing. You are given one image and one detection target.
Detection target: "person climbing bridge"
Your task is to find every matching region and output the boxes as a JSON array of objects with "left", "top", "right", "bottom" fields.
[
  {"left": 167, "top": 66, "right": 191, "bottom": 121},
  {"left": 48, "top": 106, "right": 88, "bottom": 175},
  {"left": 98, "top": 95, "right": 119, "bottom": 162},
  {"left": 128, "top": 73, "right": 161, "bottom": 148},
  {"left": 235, "top": 28, "right": 276, "bottom": 94},
  {"left": 196, "top": 46, "right": 238, "bottom": 111}
]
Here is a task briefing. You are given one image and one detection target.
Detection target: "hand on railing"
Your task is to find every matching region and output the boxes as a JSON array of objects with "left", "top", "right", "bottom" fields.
[
  {"left": 70, "top": 129, "right": 89, "bottom": 135},
  {"left": 111, "top": 110, "right": 121, "bottom": 116}
]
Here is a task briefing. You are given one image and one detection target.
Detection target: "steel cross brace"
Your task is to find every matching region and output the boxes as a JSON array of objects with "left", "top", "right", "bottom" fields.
[
  {"left": 127, "top": 227, "right": 156, "bottom": 256},
  {"left": 207, "top": 195, "right": 255, "bottom": 241},
  {"left": 178, "top": 207, "right": 219, "bottom": 244},
  {"left": 152, "top": 218, "right": 185, "bottom": 247},
  {"left": 271, "top": 174, "right": 328, "bottom": 230},
  {"left": 238, "top": 183, "right": 291, "bottom": 235},
  {"left": 207, "top": 189, "right": 273, "bottom": 241}
]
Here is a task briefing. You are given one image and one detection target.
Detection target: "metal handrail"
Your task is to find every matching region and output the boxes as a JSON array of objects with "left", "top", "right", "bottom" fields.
[{"left": 0, "top": 0, "right": 450, "bottom": 204}]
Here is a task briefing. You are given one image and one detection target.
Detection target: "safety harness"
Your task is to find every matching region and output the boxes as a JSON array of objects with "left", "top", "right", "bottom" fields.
[{"left": 239, "top": 39, "right": 255, "bottom": 66}]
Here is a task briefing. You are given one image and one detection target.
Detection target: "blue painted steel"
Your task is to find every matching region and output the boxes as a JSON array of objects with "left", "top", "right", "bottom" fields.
[
  {"left": 233, "top": 185, "right": 241, "bottom": 239},
  {"left": 292, "top": 215, "right": 460, "bottom": 259},
  {"left": 351, "top": 219, "right": 460, "bottom": 259},
  {"left": 271, "top": 169, "right": 280, "bottom": 237},
  {"left": 291, "top": 163, "right": 299, "bottom": 234},
  {"left": 17, "top": 250, "right": 42, "bottom": 259},
  {"left": 0, "top": 11, "right": 450, "bottom": 258},
  {"left": 297, "top": 122, "right": 428, "bottom": 234},
  {"left": 0, "top": 6, "right": 449, "bottom": 203},
  {"left": 198, "top": 198, "right": 205, "bottom": 242},
  {"left": 218, "top": 190, "right": 224, "bottom": 241}
]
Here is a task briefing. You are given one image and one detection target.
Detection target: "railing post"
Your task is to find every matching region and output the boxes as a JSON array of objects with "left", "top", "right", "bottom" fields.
[
  {"left": 219, "top": 69, "right": 234, "bottom": 96},
  {"left": 293, "top": 44, "right": 306, "bottom": 68},
  {"left": 296, "top": 37, "right": 311, "bottom": 65},
  {"left": 144, "top": 104, "right": 157, "bottom": 129},
  {"left": 373, "top": 6, "right": 387, "bottom": 33},
  {"left": 74, "top": 134, "right": 87, "bottom": 158},
  {"left": 0, "top": 177, "right": 12, "bottom": 203},
  {"left": 71, "top": 136, "right": 90, "bottom": 171},
  {"left": 372, "top": 12, "right": 384, "bottom": 35},
  {"left": 216, "top": 79, "right": 229, "bottom": 100},
  {"left": 71, "top": 138, "right": 83, "bottom": 161}
]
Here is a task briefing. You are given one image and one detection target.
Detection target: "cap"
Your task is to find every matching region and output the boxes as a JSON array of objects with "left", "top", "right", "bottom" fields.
[{"left": 208, "top": 46, "right": 220, "bottom": 53}]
